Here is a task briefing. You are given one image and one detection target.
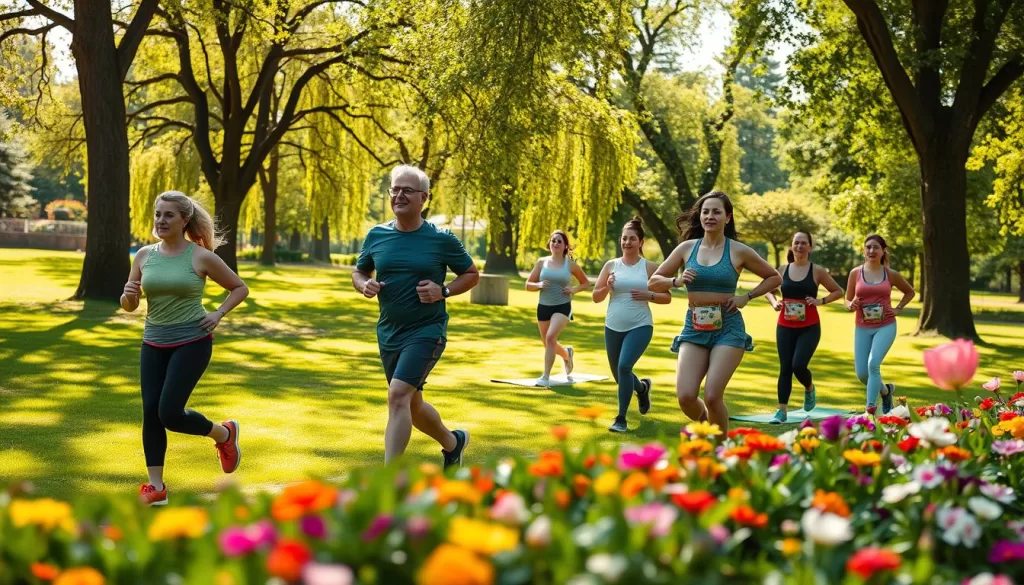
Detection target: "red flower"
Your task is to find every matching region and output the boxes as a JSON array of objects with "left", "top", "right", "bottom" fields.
[
  {"left": 671, "top": 490, "right": 717, "bottom": 514},
  {"left": 897, "top": 436, "right": 920, "bottom": 453},
  {"left": 915, "top": 406, "right": 931, "bottom": 416},
  {"left": 727, "top": 427, "right": 760, "bottom": 439},
  {"left": 266, "top": 538, "right": 311, "bottom": 582},
  {"left": 979, "top": 398, "right": 997, "bottom": 411},
  {"left": 729, "top": 505, "right": 768, "bottom": 528},
  {"left": 877, "top": 416, "right": 907, "bottom": 426},
  {"left": 846, "top": 547, "right": 901, "bottom": 579},
  {"left": 1000, "top": 412, "right": 1019, "bottom": 421}
]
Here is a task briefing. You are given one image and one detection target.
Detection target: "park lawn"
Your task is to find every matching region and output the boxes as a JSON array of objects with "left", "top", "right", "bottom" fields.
[{"left": 0, "top": 248, "right": 1021, "bottom": 500}]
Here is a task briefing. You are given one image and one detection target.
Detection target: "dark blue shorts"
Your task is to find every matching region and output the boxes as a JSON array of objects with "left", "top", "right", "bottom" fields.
[
  {"left": 671, "top": 307, "right": 753, "bottom": 352},
  {"left": 537, "top": 302, "right": 573, "bottom": 322},
  {"left": 380, "top": 337, "right": 446, "bottom": 391}
]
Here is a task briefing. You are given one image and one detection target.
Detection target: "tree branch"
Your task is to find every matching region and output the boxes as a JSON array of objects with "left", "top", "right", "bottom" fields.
[
  {"left": 0, "top": 22, "right": 56, "bottom": 45},
  {"left": 25, "top": 0, "right": 73, "bottom": 32},
  {"left": 117, "top": 0, "right": 159, "bottom": 80},
  {"left": 977, "top": 55, "right": 1024, "bottom": 119}
]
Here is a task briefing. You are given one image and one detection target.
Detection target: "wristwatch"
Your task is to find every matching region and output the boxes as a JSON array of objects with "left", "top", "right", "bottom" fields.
[{"left": 442, "top": 286, "right": 451, "bottom": 298}]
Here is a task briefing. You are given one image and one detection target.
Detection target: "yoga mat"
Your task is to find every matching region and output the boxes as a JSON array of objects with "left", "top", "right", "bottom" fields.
[
  {"left": 729, "top": 407, "right": 855, "bottom": 424},
  {"left": 491, "top": 373, "right": 609, "bottom": 387}
]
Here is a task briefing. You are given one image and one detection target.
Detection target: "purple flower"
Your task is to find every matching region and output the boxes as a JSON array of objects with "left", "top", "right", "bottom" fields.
[
  {"left": 992, "top": 440, "right": 1024, "bottom": 457},
  {"left": 406, "top": 515, "right": 431, "bottom": 539},
  {"left": 845, "top": 415, "right": 876, "bottom": 432},
  {"left": 799, "top": 418, "right": 816, "bottom": 431},
  {"left": 362, "top": 514, "right": 393, "bottom": 541},
  {"left": 937, "top": 463, "right": 959, "bottom": 481},
  {"left": 820, "top": 415, "right": 844, "bottom": 441},
  {"left": 708, "top": 524, "right": 730, "bottom": 544},
  {"left": 218, "top": 521, "right": 276, "bottom": 557},
  {"left": 989, "top": 540, "right": 1024, "bottom": 563},
  {"left": 618, "top": 443, "right": 668, "bottom": 471},
  {"left": 936, "top": 403, "right": 954, "bottom": 416},
  {"left": 300, "top": 515, "right": 328, "bottom": 539},
  {"left": 624, "top": 503, "right": 678, "bottom": 537},
  {"left": 960, "top": 408, "right": 973, "bottom": 420},
  {"left": 769, "top": 454, "right": 791, "bottom": 469}
]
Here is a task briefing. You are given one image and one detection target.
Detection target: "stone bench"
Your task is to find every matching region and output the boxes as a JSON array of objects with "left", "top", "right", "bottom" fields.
[{"left": 471, "top": 273, "right": 509, "bottom": 306}]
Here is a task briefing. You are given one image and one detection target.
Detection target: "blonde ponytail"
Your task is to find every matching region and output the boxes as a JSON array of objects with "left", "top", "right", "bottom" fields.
[{"left": 153, "top": 191, "right": 226, "bottom": 251}]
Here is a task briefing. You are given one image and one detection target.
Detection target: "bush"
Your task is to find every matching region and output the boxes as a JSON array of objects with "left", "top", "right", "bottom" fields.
[
  {"left": 43, "top": 199, "right": 86, "bottom": 221},
  {"left": 2, "top": 346, "right": 1023, "bottom": 584},
  {"left": 238, "top": 246, "right": 307, "bottom": 263}
]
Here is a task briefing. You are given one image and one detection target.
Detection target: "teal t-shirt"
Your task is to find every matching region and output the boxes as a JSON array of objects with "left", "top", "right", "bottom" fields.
[{"left": 356, "top": 220, "right": 475, "bottom": 350}]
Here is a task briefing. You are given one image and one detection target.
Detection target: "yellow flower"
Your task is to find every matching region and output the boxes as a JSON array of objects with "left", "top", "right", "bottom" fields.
[
  {"left": 447, "top": 517, "right": 519, "bottom": 556},
  {"left": 54, "top": 567, "right": 105, "bottom": 585},
  {"left": 593, "top": 470, "right": 621, "bottom": 496},
  {"left": 577, "top": 406, "right": 606, "bottom": 420},
  {"left": 727, "top": 488, "right": 749, "bottom": 501},
  {"left": 147, "top": 507, "right": 208, "bottom": 541},
  {"left": 420, "top": 463, "right": 443, "bottom": 476},
  {"left": 998, "top": 417, "right": 1024, "bottom": 439},
  {"left": 799, "top": 427, "right": 818, "bottom": 437},
  {"left": 842, "top": 449, "right": 881, "bottom": 468},
  {"left": 418, "top": 544, "right": 494, "bottom": 585},
  {"left": 8, "top": 498, "right": 76, "bottom": 533},
  {"left": 778, "top": 538, "right": 802, "bottom": 557},
  {"left": 437, "top": 481, "right": 483, "bottom": 506},
  {"left": 678, "top": 439, "right": 714, "bottom": 458},
  {"left": 795, "top": 438, "right": 820, "bottom": 454},
  {"left": 685, "top": 421, "right": 723, "bottom": 438}
]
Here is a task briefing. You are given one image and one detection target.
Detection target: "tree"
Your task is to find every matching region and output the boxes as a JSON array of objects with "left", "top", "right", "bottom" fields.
[
  {"left": 734, "top": 58, "right": 788, "bottom": 195},
  {"left": 790, "top": 0, "right": 1024, "bottom": 339},
  {"left": 738, "top": 190, "right": 819, "bottom": 267},
  {"left": 0, "top": 0, "right": 159, "bottom": 300},
  {"left": 0, "top": 127, "right": 35, "bottom": 217}
]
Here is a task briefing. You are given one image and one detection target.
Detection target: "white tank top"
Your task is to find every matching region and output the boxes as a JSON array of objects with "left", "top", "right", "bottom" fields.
[{"left": 605, "top": 257, "right": 654, "bottom": 332}]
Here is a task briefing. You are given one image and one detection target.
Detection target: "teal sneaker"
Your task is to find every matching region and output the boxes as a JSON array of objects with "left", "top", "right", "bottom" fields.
[
  {"left": 769, "top": 409, "right": 787, "bottom": 424},
  {"left": 804, "top": 384, "right": 817, "bottom": 412}
]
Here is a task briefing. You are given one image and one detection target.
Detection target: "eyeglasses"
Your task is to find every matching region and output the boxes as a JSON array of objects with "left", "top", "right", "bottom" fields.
[{"left": 389, "top": 186, "right": 425, "bottom": 197}]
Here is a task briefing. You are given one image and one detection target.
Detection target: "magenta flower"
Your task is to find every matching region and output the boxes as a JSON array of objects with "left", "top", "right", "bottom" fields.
[
  {"left": 992, "top": 440, "right": 1024, "bottom": 457},
  {"left": 769, "top": 454, "right": 791, "bottom": 469},
  {"left": 799, "top": 418, "right": 816, "bottom": 431},
  {"left": 618, "top": 443, "right": 667, "bottom": 471},
  {"left": 708, "top": 524, "right": 730, "bottom": 544},
  {"left": 300, "top": 515, "right": 328, "bottom": 539},
  {"left": 624, "top": 503, "right": 678, "bottom": 537},
  {"left": 820, "top": 415, "right": 844, "bottom": 441},
  {"left": 362, "top": 514, "right": 393, "bottom": 541},
  {"left": 845, "top": 415, "right": 876, "bottom": 432},
  {"left": 923, "top": 339, "right": 979, "bottom": 390},
  {"left": 217, "top": 520, "right": 276, "bottom": 557},
  {"left": 989, "top": 540, "right": 1024, "bottom": 563}
]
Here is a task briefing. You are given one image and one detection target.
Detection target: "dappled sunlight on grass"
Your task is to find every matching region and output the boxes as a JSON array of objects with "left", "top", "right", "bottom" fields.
[{"left": 1, "top": 248, "right": 1022, "bottom": 499}]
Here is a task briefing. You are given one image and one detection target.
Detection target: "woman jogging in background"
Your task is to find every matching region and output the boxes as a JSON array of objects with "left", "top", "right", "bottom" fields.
[
  {"left": 592, "top": 217, "right": 671, "bottom": 432},
  {"left": 649, "top": 191, "right": 782, "bottom": 432},
  {"left": 526, "top": 230, "right": 590, "bottom": 387},
  {"left": 121, "top": 191, "right": 249, "bottom": 506},
  {"left": 764, "top": 231, "right": 844, "bottom": 423},
  {"left": 845, "top": 234, "right": 915, "bottom": 415}
]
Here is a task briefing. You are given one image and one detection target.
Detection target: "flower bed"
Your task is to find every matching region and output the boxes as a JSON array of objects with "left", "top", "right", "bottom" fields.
[{"left": 1, "top": 342, "right": 1023, "bottom": 585}]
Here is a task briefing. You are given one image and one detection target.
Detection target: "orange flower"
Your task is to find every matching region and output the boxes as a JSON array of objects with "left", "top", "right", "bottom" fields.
[
  {"left": 600, "top": 454, "right": 614, "bottom": 467},
  {"left": 420, "top": 463, "right": 443, "bottom": 477},
  {"left": 234, "top": 506, "right": 250, "bottom": 521},
  {"left": 266, "top": 538, "right": 311, "bottom": 582},
  {"left": 620, "top": 472, "right": 649, "bottom": 499},
  {"left": 527, "top": 452, "right": 564, "bottom": 477},
  {"left": 727, "top": 427, "right": 760, "bottom": 439},
  {"left": 934, "top": 446, "right": 971, "bottom": 462},
  {"left": 418, "top": 544, "right": 494, "bottom": 585},
  {"left": 956, "top": 420, "right": 971, "bottom": 430},
  {"left": 678, "top": 439, "right": 713, "bottom": 458},
  {"left": 722, "top": 446, "right": 753, "bottom": 460},
  {"left": 728, "top": 488, "right": 749, "bottom": 501},
  {"left": 271, "top": 480, "right": 338, "bottom": 522},
  {"left": 583, "top": 455, "right": 597, "bottom": 469},
  {"left": 692, "top": 457, "right": 726, "bottom": 480},
  {"left": 842, "top": 449, "right": 881, "bottom": 468},
  {"left": 779, "top": 538, "right": 802, "bottom": 556},
  {"left": 730, "top": 505, "right": 768, "bottom": 528},
  {"left": 795, "top": 438, "right": 820, "bottom": 454},
  {"left": 577, "top": 406, "right": 606, "bottom": 420},
  {"left": 672, "top": 490, "right": 717, "bottom": 514},
  {"left": 437, "top": 481, "right": 483, "bottom": 506},
  {"left": 648, "top": 465, "right": 680, "bottom": 492},
  {"left": 551, "top": 426, "right": 570, "bottom": 441},
  {"left": 474, "top": 476, "right": 495, "bottom": 494},
  {"left": 744, "top": 433, "right": 785, "bottom": 453},
  {"left": 555, "top": 489, "right": 571, "bottom": 509},
  {"left": 31, "top": 563, "right": 60, "bottom": 581},
  {"left": 572, "top": 474, "right": 592, "bottom": 498},
  {"left": 811, "top": 490, "right": 851, "bottom": 518},
  {"left": 53, "top": 568, "right": 104, "bottom": 585}
]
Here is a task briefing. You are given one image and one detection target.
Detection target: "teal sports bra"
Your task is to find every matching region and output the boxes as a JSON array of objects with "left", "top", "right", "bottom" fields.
[{"left": 685, "top": 238, "right": 740, "bottom": 294}]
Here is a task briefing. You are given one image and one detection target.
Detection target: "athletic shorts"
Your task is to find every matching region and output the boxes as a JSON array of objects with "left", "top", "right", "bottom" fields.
[
  {"left": 380, "top": 337, "right": 446, "bottom": 391},
  {"left": 671, "top": 306, "right": 753, "bottom": 352},
  {"left": 537, "top": 302, "right": 573, "bottom": 322}
]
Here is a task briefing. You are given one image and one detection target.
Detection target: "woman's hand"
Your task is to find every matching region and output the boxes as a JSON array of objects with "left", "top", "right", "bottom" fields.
[{"left": 199, "top": 310, "right": 224, "bottom": 333}]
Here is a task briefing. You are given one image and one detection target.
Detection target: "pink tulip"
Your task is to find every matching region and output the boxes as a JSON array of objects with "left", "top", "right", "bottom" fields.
[
  {"left": 302, "top": 563, "right": 354, "bottom": 585},
  {"left": 1014, "top": 371, "right": 1024, "bottom": 384},
  {"left": 617, "top": 443, "right": 667, "bottom": 471},
  {"left": 923, "top": 339, "right": 979, "bottom": 391},
  {"left": 218, "top": 521, "right": 276, "bottom": 557},
  {"left": 983, "top": 378, "right": 1001, "bottom": 392}
]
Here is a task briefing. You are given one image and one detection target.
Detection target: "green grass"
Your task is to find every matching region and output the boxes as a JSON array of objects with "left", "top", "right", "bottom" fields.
[{"left": 1, "top": 248, "right": 1022, "bottom": 500}]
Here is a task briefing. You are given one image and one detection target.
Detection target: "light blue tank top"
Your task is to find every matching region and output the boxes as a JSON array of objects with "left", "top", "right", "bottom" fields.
[{"left": 538, "top": 257, "right": 572, "bottom": 306}]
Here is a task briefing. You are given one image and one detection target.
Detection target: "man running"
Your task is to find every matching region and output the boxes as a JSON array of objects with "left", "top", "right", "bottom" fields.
[{"left": 353, "top": 165, "right": 480, "bottom": 468}]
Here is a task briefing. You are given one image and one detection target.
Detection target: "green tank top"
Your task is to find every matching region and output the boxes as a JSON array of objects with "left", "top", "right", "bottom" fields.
[{"left": 141, "top": 242, "right": 209, "bottom": 345}]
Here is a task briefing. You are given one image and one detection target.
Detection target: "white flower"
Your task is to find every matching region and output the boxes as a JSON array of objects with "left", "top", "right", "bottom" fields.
[
  {"left": 960, "top": 513, "right": 982, "bottom": 548},
  {"left": 964, "top": 574, "right": 1015, "bottom": 585},
  {"left": 490, "top": 492, "right": 529, "bottom": 525},
  {"left": 853, "top": 431, "right": 875, "bottom": 444},
  {"left": 912, "top": 462, "right": 944, "bottom": 489},
  {"left": 889, "top": 405, "right": 911, "bottom": 419},
  {"left": 936, "top": 506, "right": 981, "bottom": 548},
  {"left": 980, "top": 483, "right": 1016, "bottom": 504},
  {"left": 908, "top": 417, "right": 958, "bottom": 447},
  {"left": 968, "top": 496, "right": 1002, "bottom": 521},
  {"left": 801, "top": 508, "right": 852, "bottom": 546},
  {"left": 881, "top": 481, "right": 921, "bottom": 504},
  {"left": 525, "top": 515, "right": 552, "bottom": 548},
  {"left": 777, "top": 429, "right": 799, "bottom": 446},
  {"left": 586, "top": 553, "right": 628, "bottom": 583}
]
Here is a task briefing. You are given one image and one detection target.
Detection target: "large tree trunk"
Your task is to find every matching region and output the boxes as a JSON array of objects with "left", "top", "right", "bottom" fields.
[
  {"left": 313, "top": 216, "right": 330, "bottom": 262},
  {"left": 215, "top": 194, "right": 243, "bottom": 273},
  {"left": 484, "top": 198, "right": 518, "bottom": 274},
  {"left": 621, "top": 187, "right": 675, "bottom": 260},
  {"left": 289, "top": 229, "right": 301, "bottom": 252},
  {"left": 917, "top": 152, "right": 978, "bottom": 339},
  {"left": 258, "top": 147, "right": 279, "bottom": 266},
  {"left": 1018, "top": 261, "right": 1024, "bottom": 303},
  {"left": 70, "top": 0, "right": 131, "bottom": 301}
]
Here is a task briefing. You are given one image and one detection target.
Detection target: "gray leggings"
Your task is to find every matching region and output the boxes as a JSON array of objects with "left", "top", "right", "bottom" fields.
[{"left": 604, "top": 326, "right": 653, "bottom": 418}]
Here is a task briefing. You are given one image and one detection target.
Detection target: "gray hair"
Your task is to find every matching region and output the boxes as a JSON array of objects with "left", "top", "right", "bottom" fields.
[{"left": 390, "top": 164, "right": 430, "bottom": 192}]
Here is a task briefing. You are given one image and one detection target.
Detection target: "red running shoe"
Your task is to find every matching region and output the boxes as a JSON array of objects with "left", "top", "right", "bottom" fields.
[
  {"left": 216, "top": 420, "right": 241, "bottom": 473},
  {"left": 139, "top": 483, "right": 167, "bottom": 506}
]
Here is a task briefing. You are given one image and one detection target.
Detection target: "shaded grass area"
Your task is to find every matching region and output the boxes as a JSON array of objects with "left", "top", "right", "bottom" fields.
[{"left": 1, "top": 248, "right": 1021, "bottom": 499}]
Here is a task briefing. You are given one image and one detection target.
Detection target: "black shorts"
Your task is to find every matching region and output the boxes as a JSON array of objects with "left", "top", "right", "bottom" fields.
[
  {"left": 537, "top": 302, "right": 573, "bottom": 322},
  {"left": 380, "top": 337, "right": 446, "bottom": 391}
]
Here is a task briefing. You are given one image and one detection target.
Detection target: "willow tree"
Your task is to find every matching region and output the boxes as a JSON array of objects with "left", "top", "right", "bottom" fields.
[
  {"left": 0, "top": 0, "right": 159, "bottom": 300},
  {"left": 129, "top": 0, "right": 409, "bottom": 272}
]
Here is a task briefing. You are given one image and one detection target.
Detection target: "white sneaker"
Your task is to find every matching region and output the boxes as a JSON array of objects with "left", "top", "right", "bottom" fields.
[
  {"left": 563, "top": 347, "right": 574, "bottom": 375},
  {"left": 535, "top": 376, "right": 551, "bottom": 387}
]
